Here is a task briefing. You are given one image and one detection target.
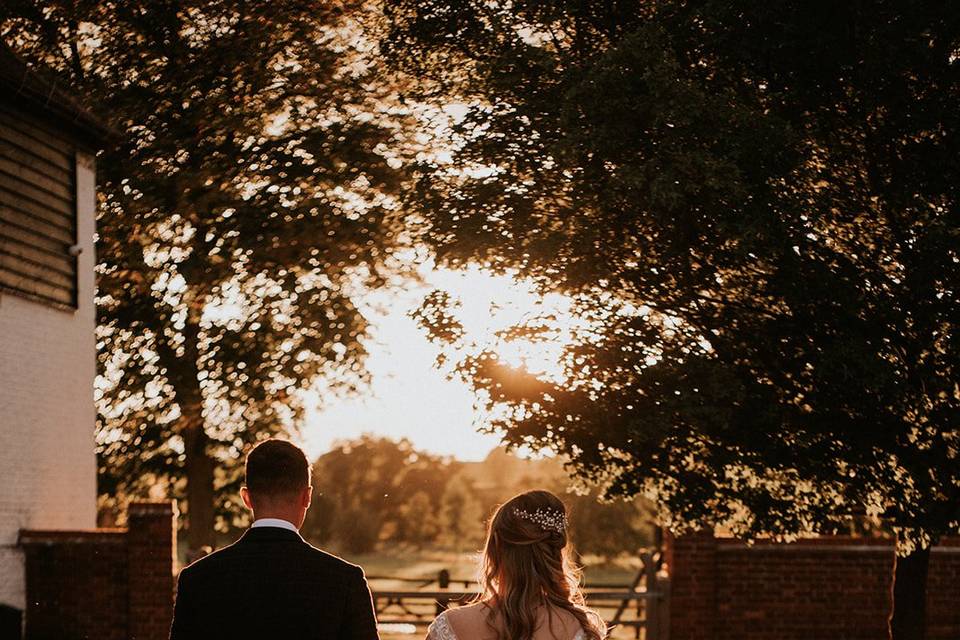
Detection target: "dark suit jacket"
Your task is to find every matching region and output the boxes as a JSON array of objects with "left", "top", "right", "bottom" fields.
[{"left": 170, "top": 526, "right": 379, "bottom": 640}]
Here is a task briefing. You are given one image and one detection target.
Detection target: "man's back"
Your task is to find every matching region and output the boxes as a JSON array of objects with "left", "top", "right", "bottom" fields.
[{"left": 170, "top": 527, "right": 378, "bottom": 640}]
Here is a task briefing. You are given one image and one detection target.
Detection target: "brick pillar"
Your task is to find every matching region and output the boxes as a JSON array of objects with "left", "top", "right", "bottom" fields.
[
  {"left": 665, "top": 530, "right": 717, "bottom": 640},
  {"left": 126, "top": 501, "right": 177, "bottom": 640}
]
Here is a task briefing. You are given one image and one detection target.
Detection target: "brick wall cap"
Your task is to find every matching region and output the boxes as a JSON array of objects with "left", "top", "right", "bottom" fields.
[
  {"left": 127, "top": 500, "right": 176, "bottom": 516},
  {"left": 713, "top": 535, "right": 960, "bottom": 549},
  {"left": 718, "top": 535, "right": 892, "bottom": 547},
  {"left": 19, "top": 528, "right": 126, "bottom": 545}
]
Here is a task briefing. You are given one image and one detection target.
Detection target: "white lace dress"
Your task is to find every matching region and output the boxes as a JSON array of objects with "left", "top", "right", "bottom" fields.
[{"left": 427, "top": 610, "right": 586, "bottom": 640}]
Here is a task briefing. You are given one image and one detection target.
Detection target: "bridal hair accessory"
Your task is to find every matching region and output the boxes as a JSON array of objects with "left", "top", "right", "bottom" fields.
[{"left": 513, "top": 507, "right": 567, "bottom": 533}]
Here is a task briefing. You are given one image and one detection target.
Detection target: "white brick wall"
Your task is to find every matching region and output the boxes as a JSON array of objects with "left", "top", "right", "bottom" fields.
[{"left": 0, "top": 150, "right": 98, "bottom": 611}]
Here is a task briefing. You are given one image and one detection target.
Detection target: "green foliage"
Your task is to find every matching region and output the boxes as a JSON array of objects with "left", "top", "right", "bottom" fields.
[
  {"left": 2, "top": 0, "right": 413, "bottom": 547},
  {"left": 564, "top": 490, "right": 654, "bottom": 560},
  {"left": 304, "top": 436, "right": 457, "bottom": 553},
  {"left": 438, "top": 474, "right": 487, "bottom": 549},
  {"left": 303, "top": 436, "right": 653, "bottom": 557},
  {"left": 386, "top": 0, "right": 960, "bottom": 554}
]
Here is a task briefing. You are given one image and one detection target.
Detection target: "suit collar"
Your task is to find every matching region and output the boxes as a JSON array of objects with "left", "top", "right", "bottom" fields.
[
  {"left": 251, "top": 517, "right": 299, "bottom": 533},
  {"left": 238, "top": 525, "right": 305, "bottom": 544}
]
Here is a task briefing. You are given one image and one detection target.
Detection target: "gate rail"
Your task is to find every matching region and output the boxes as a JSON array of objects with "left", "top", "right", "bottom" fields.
[{"left": 371, "top": 552, "right": 668, "bottom": 639}]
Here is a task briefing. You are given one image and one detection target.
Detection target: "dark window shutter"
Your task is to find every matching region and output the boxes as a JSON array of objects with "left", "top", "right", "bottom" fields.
[{"left": 0, "top": 104, "right": 78, "bottom": 309}]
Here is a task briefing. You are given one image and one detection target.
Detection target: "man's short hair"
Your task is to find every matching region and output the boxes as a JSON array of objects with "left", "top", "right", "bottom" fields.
[{"left": 245, "top": 439, "right": 310, "bottom": 499}]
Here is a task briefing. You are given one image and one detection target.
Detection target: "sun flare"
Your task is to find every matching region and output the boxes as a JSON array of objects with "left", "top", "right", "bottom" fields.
[
  {"left": 427, "top": 265, "right": 585, "bottom": 384},
  {"left": 302, "top": 263, "right": 585, "bottom": 461}
]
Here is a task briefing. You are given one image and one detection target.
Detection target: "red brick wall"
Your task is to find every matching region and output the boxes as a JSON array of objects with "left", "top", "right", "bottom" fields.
[
  {"left": 19, "top": 530, "right": 128, "bottom": 640},
  {"left": 664, "top": 531, "right": 716, "bottom": 640},
  {"left": 927, "top": 543, "right": 960, "bottom": 640},
  {"left": 19, "top": 500, "right": 176, "bottom": 640},
  {"left": 127, "top": 502, "right": 176, "bottom": 640},
  {"left": 666, "top": 533, "right": 960, "bottom": 640}
]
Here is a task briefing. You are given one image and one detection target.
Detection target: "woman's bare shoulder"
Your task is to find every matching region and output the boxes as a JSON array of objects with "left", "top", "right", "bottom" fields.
[
  {"left": 543, "top": 606, "right": 586, "bottom": 637},
  {"left": 445, "top": 603, "right": 496, "bottom": 637},
  {"left": 444, "top": 603, "right": 590, "bottom": 639},
  {"left": 446, "top": 602, "right": 491, "bottom": 623}
]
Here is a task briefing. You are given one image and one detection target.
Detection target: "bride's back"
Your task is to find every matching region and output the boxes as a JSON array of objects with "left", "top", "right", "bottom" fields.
[
  {"left": 427, "top": 490, "right": 605, "bottom": 640},
  {"left": 435, "top": 603, "right": 585, "bottom": 640}
]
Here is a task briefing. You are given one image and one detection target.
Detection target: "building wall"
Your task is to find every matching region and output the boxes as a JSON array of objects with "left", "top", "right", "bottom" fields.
[
  {"left": 0, "top": 150, "right": 98, "bottom": 612},
  {"left": 667, "top": 533, "right": 960, "bottom": 640}
]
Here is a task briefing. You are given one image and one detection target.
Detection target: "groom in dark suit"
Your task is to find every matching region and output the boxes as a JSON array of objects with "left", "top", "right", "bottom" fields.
[{"left": 170, "top": 439, "right": 379, "bottom": 639}]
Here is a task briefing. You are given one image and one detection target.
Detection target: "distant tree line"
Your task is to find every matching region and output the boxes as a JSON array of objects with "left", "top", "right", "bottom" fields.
[{"left": 301, "top": 436, "right": 655, "bottom": 558}]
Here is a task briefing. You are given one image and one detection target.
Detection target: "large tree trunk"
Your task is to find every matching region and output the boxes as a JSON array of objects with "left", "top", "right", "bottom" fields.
[
  {"left": 889, "top": 543, "right": 931, "bottom": 640},
  {"left": 184, "top": 423, "right": 216, "bottom": 553},
  {"left": 177, "top": 297, "right": 217, "bottom": 554}
]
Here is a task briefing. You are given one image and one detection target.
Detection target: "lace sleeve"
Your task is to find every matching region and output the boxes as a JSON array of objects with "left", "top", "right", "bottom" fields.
[{"left": 426, "top": 611, "right": 458, "bottom": 640}]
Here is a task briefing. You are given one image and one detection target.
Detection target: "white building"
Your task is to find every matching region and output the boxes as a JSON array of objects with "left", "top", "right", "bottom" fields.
[{"left": 0, "top": 46, "right": 107, "bottom": 626}]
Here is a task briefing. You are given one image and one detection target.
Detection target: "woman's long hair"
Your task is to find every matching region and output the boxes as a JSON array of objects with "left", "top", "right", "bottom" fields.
[{"left": 477, "top": 490, "right": 606, "bottom": 640}]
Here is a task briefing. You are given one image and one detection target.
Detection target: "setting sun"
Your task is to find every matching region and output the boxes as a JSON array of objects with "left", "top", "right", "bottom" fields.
[{"left": 301, "top": 263, "right": 582, "bottom": 461}]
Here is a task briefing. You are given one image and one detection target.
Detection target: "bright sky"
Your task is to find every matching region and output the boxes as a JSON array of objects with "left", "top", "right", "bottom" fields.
[
  {"left": 297, "top": 101, "right": 583, "bottom": 462},
  {"left": 298, "top": 264, "right": 579, "bottom": 462}
]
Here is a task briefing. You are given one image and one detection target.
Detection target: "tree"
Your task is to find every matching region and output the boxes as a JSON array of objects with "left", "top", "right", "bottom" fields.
[
  {"left": 3, "top": 0, "right": 412, "bottom": 550},
  {"left": 562, "top": 490, "right": 654, "bottom": 560},
  {"left": 400, "top": 490, "right": 443, "bottom": 546},
  {"left": 439, "top": 472, "right": 486, "bottom": 550},
  {"left": 304, "top": 436, "right": 456, "bottom": 551},
  {"left": 386, "top": 2, "right": 959, "bottom": 638}
]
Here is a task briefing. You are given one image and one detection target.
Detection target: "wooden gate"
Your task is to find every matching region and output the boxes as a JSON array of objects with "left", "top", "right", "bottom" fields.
[{"left": 371, "top": 552, "right": 669, "bottom": 639}]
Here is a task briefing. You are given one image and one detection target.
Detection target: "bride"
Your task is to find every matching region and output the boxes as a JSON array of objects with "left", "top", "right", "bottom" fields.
[{"left": 427, "top": 490, "right": 607, "bottom": 640}]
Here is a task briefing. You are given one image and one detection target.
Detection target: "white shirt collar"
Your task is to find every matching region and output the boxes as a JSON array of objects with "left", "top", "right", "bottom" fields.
[{"left": 251, "top": 517, "right": 299, "bottom": 533}]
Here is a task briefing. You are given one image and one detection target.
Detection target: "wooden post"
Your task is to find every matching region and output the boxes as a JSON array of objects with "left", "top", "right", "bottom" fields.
[
  {"left": 436, "top": 568, "right": 451, "bottom": 615},
  {"left": 642, "top": 552, "right": 656, "bottom": 639}
]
